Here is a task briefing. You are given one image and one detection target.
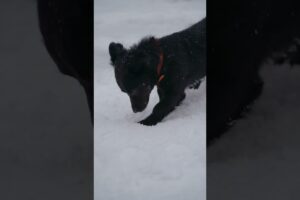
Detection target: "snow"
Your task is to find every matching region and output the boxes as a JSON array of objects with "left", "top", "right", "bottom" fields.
[
  {"left": 94, "top": 0, "right": 206, "bottom": 200},
  {"left": 208, "top": 61, "right": 300, "bottom": 199}
]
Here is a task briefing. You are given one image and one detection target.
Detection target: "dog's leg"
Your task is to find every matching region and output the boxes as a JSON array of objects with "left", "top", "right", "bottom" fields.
[
  {"left": 157, "top": 87, "right": 165, "bottom": 101},
  {"left": 158, "top": 87, "right": 185, "bottom": 105},
  {"left": 176, "top": 93, "right": 186, "bottom": 106},
  {"left": 140, "top": 90, "right": 185, "bottom": 126}
]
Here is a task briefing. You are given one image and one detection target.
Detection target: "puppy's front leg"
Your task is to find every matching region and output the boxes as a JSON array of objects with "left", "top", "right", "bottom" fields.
[{"left": 139, "top": 90, "right": 185, "bottom": 126}]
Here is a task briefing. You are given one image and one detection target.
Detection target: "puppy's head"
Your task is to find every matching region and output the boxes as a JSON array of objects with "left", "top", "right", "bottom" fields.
[{"left": 109, "top": 39, "right": 157, "bottom": 113}]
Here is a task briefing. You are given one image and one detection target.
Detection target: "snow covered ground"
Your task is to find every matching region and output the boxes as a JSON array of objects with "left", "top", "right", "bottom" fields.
[
  {"left": 208, "top": 61, "right": 300, "bottom": 199},
  {"left": 94, "top": 0, "right": 206, "bottom": 200}
]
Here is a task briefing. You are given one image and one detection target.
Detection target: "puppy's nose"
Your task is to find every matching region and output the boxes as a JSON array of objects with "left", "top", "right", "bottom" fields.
[{"left": 132, "top": 107, "right": 139, "bottom": 113}]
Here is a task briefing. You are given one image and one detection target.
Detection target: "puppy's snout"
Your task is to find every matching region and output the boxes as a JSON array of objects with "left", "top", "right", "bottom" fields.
[
  {"left": 130, "top": 89, "right": 139, "bottom": 97},
  {"left": 130, "top": 95, "right": 148, "bottom": 113},
  {"left": 129, "top": 86, "right": 151, "bottom": 113},
  {"left": 132, "top": 106, "right": 139, "bottom": 113}
]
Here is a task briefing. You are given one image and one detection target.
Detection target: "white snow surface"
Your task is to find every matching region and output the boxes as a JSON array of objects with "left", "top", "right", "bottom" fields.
[{"left": 95, "top": 0, "right": 206, "bottom": 200}]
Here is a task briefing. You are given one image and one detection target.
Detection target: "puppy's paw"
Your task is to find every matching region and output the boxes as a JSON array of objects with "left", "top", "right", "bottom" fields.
[{"left": 139, "top": 117, "right": 158, "bottom": 126}]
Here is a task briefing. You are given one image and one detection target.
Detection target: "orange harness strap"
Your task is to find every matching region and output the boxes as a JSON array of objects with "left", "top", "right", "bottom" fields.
[
  {"left": 157, "top": 52, "right": 164, "bottom": 84},
  {"left": 155, "top": 39, "right": 165, "bottom": 85}
]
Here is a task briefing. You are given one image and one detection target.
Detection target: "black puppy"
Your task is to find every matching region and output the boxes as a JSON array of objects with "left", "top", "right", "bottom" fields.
[{"left": 109, "top": 19, "right": 206, "bottom": 125}]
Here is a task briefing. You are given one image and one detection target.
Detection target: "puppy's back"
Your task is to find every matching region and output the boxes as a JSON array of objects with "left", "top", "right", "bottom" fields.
[{"left": 160, "top": 18, "right": 206, "bottom": 80}]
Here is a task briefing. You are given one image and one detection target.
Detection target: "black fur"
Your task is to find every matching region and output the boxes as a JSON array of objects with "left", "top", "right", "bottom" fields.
[
  {"left": 37, "top": 0, "right": 93, "bottom": 121},
  {"left": 208, "top": 0, "right": 300, "bottom": 145},
  {"left": 109, "top": 19, "right": 206, "bottom": 125}
]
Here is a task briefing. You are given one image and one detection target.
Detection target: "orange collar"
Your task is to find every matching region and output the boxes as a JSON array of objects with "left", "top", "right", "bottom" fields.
[
  {"left": 156, "top": 40, "right": 164, "bottom": 85},
  {"left": 157, "top": 52, "right": 164, "bottom": 84}
]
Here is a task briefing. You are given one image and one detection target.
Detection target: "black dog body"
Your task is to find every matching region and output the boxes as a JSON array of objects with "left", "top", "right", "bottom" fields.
[{"left": 109, "top": 18, "right": 206, "bottom": 125}]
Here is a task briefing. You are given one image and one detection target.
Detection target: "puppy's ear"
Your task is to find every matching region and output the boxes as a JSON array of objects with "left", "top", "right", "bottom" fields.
[{"left": 109, "top": 42, "right": 125, "bottom": 64}]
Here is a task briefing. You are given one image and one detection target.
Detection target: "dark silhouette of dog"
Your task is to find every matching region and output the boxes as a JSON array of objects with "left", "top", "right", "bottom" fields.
[
  {"left": 109, "top": 19, "right": 206, "bottom": 125},
  {"left": 208, "top": 0, "right": 300, "bottom": 145},
  {"left": 37, "top": 0, "right": 93, "bottom": 121}
]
